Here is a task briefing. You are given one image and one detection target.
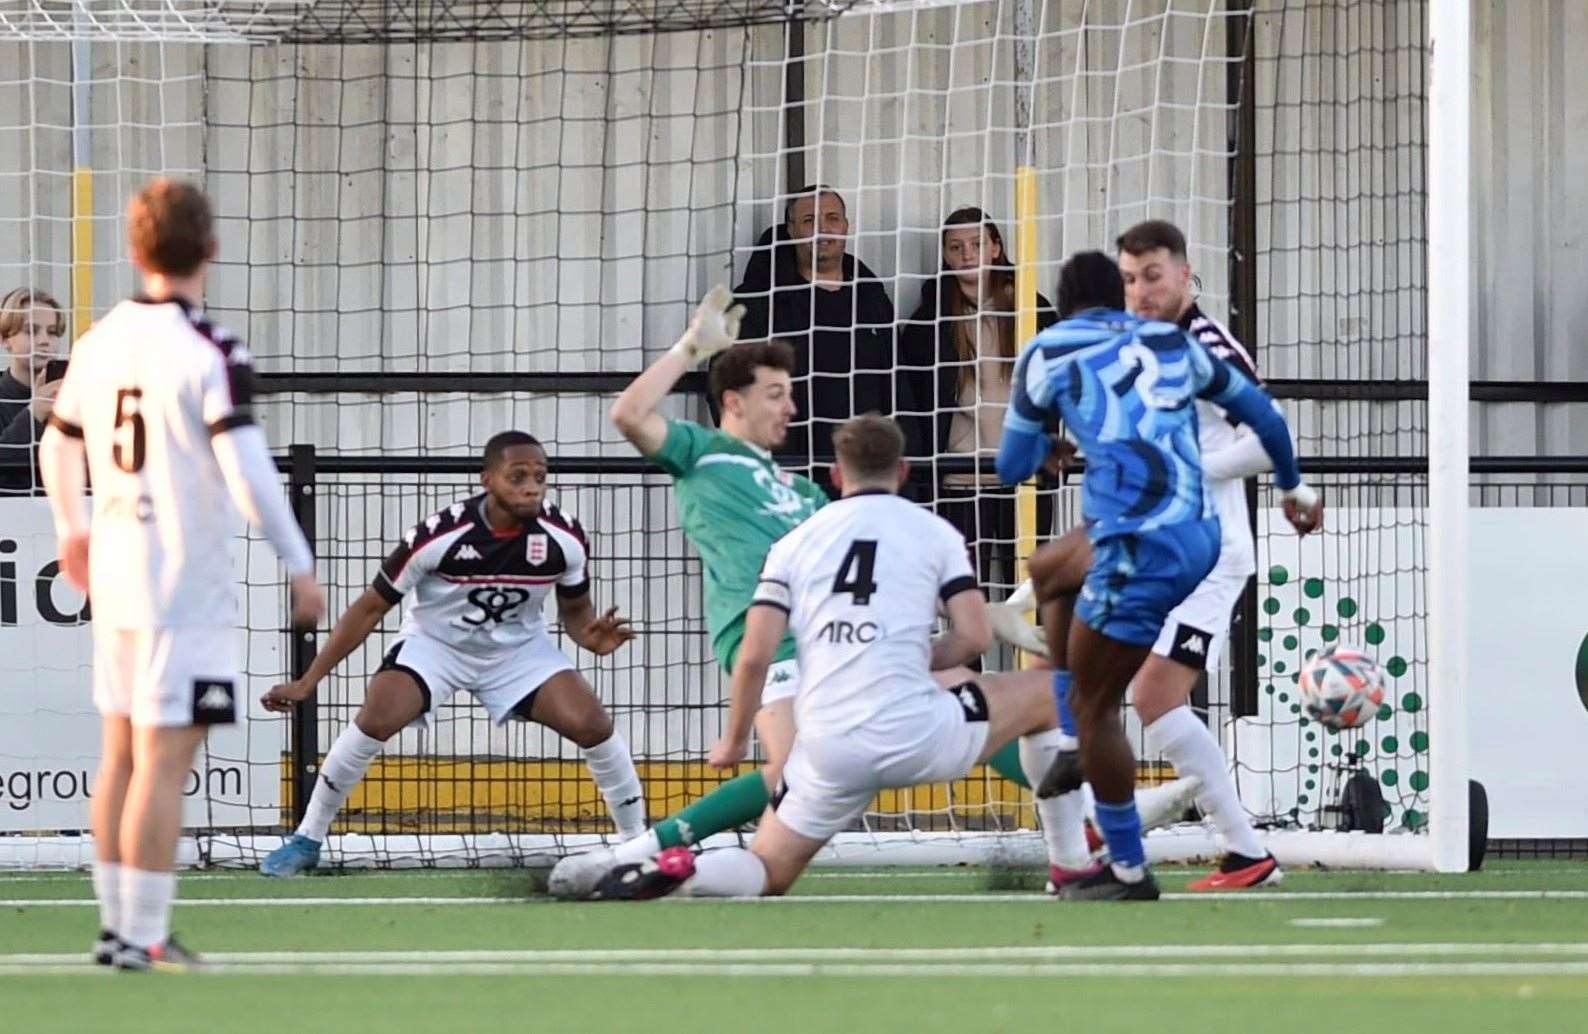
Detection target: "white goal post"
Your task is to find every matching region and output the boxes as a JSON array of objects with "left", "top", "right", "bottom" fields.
[{"left": 0, "top": 0, "right": 1471, "bottom": 872}]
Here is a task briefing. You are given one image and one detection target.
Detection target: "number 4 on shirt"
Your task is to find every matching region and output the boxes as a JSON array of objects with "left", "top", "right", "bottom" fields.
[{"left": 831, "top": 539, "right": 878, "bottom": 605}]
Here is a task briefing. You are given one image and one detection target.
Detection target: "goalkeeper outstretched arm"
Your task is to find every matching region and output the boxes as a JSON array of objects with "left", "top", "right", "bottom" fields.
[
  {"left": 260, "top": 588, "right": 394, "bottom": 712},
  {"left": 611, "top": 285, "right": 745, "bottom": 456}
]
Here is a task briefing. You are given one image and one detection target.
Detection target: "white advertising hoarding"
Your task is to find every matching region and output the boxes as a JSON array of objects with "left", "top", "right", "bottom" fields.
[
  {"left": 0, "top": 498, "right": 282, "bottom": 830},
  {"left": 1468, "top": 509, "right": 1588, "bottom": 838}
]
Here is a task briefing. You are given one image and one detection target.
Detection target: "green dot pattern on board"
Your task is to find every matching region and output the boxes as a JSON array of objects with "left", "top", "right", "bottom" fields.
[
  {"left": 1283, "top": 635, "right": 1298, "bottom": 651},
  {"left": 1376, "top": 703, "right": 1394, "bottom": 721},
  {"left": 1365, "top": 622, "right": 1386, "bottom": 646},
  {"left": 1258, "top": 654, "right": 1267, "bottom": 668},
  {"left": 1355, "top": 739, "right": 1371, "bottom": 756},
  {"left": 1269, "top": 565, "right": 1289, "bottom": 586},
  {"left": 1382, "top": 769, "right": 1399, "bottom": 787},
  {"left": 1321, "top": 624, "right": 1339, "bottom": 642},
  {"left": 1411, "top": 731, "right": 1429, "bottom": 752},
  {"left": 1293, "top": 608, "right": 1311, "bottom": 626},
  {"left": 1303, "top": 578, "right": 1324, "bottom": 599},
  {"left": 1386, "top": 656, "right": 1409, "bottom": 678},
  {"left": 1258, "top": 628, "right": 1273, "bottom": 642},
  {"left": 1265, "top": 684, "right": 1275, "bottom": 696},
  {"left": 1275, "top": 660, "right": 1287, "bottom": 674},
  {"left": 1331, "top": 744, "right": 1344, "bottom": 756},
  {"left": 1298, "top": 795, "right": 1309, "bottom": 805},
  {"left": 1338, "top": 597, "right": 1359, "bottom": 618},
  {"left": 1382, "top": 736, "right": 1398, "bottom": 753},
  {"left": 1409, "top": 770, "right": 1429, "bottom": 792},
  {"left": 1401, "top": 692, "right": 1422, "bottom": 713},
  {"left": 1305, "top": 730, "right": 1316, "bottom": 742},
  {"left": 1278, "top": 692, "right": 1289, "bottom": 703},
  {"left": 1403, "top": 809, "right": 1426, "bottom": 830},
  {"left": 1305, "top": 779, "right": 1315, "bottom": 790},
  {"left": 1263, "top": 597, "right": 1281, "bottom": 615}
]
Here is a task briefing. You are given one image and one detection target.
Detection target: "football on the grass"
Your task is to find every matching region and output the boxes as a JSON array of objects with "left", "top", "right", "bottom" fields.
[{"left": 1297, "top": 644, "right": 1386, "bottom": 731}]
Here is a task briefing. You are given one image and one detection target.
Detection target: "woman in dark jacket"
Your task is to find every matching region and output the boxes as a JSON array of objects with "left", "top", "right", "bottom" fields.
[{"left": 898, "top": 207, "right": 1057, "bottom": 595}]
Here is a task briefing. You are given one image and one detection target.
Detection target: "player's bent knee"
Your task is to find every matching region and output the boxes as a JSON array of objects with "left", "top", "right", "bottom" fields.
[
  {"left": 1130, "top": 656, "right": 1199, "bottom": 725},
  {"left": 566, "top": 706, "right": 614, "bottom": 750}
]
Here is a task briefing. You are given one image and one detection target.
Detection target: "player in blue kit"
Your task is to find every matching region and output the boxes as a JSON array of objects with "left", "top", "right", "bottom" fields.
[{"left": 997, "top": 251, "right": 1322, "bottom": 900}]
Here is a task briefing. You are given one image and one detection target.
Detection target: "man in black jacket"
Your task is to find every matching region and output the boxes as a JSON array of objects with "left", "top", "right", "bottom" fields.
[{"left": 731, "top": 185, "right": 902, "bottom": 468}]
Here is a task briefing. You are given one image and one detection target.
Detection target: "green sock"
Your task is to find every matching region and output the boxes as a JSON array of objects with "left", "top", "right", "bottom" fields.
[
  {"left": 653, "top": 770, "right": 771, "bottom": 848},
  {"left": 986, "top": 740, "right": 1032, "bottom": 790}
]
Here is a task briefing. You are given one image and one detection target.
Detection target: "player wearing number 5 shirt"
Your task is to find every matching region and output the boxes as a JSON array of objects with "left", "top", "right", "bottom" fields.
[{"left": 256, "top": 431, "right": 648, "bottom": 877}]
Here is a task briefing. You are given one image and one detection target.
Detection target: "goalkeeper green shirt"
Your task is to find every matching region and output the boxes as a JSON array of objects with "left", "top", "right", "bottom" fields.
[{"left": 651, "top": 418, "right": 827, "bottom": 673}]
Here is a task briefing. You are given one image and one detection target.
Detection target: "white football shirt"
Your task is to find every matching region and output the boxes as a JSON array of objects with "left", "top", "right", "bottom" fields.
[
  {"left": 49, "top": 296, "right": 262, "bottom": 629},
  {"left": 373, "top": 496, "right": 590, "bottom": 660},
  {"left": 752, "top": 490, "right": 978, "bottom": 737},
  {"left": 1182, "top": 303, "right": 1260, "bottom": 577}
]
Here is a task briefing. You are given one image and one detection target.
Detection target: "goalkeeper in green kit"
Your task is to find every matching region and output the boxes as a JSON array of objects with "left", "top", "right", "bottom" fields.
[{"left": 548, "top": 287, "right": 827, "bottom": 899}]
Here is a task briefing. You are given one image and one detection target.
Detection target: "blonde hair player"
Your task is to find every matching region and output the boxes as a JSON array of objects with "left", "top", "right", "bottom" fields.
[{"left": 40, "top": 178, "right": 325, "bottom": 970}]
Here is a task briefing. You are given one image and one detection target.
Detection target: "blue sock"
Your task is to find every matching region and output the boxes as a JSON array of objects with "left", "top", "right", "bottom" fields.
[
  {"left": 1052, "top": 670, "right": 1076, "bottom": 737},
  {"left": 1093, "top": 798, "right": 1146, "bottom": 869}
]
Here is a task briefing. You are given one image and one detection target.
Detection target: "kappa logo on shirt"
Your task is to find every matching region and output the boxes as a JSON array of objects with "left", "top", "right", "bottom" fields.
[
  {"left": 526, "top": 534, "right": 549, "bottom": 565},
  {"left": 456, "top": 544, "right": 482, "bottom": 561}
]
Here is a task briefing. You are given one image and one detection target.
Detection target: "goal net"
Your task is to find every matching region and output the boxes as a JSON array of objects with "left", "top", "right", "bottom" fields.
[{"left": 0, "top": 0, "right": 1446, "bottom": 871}]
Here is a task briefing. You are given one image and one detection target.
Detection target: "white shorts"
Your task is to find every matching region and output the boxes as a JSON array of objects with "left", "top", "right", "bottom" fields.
[
  {"left": 94, "top": 626, "right": 240, "bottom": 728},
  {"left": 760, "top": 659, "right": 800, "bottom": 706},
  {"left": 1151, "top": 559, "right": 1249, "bottom": 671},
  {"left": 774, "top": 682, "right": 991, "bottom": 841},
  {"left": 380, "top": 631, "right": 575, "bottom": 730}
]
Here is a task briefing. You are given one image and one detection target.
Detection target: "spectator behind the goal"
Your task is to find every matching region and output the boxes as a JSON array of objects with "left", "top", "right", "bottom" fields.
[
  {"left": 0, "top": 286, "right": 68, "bottom": 494},
  {"left": 730, "top": 184, "right": 905, "bottom": 471},
  {"left": 897, "top": 207, "right": 1057, "bottom": 594}
]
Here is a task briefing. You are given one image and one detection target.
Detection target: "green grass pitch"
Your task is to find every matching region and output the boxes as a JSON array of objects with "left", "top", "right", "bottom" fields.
[{"left": 5, "top": 862, "right": 1588, "bottom": 1032}]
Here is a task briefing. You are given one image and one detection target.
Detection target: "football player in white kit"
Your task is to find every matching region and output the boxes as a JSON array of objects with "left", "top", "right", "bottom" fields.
[
  {"left": 39, "top": 179, "right": 327, "bottom": 970},
  {"left": 1028, "top": 220, "right": 1285, "bottom": 891},
  {"left": 257, "top": 431, "right": 647, "bottom": 876},
  {"left": 589, "top": 414, "right": 1081, "bottom": 899}
]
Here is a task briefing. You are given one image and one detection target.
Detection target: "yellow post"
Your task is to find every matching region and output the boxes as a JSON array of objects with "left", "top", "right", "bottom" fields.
[
  {"left": 71, "top": 167, "right": 93, "bottom": 340},
  {"left": 1013, "top": 167, "right": 1039, "bottom": 590}
]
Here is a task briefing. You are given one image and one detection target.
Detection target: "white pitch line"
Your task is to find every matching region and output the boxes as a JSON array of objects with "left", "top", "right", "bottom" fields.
[
  {"left": 1290, "top": 918, "right": 1386, "bottom": 928},
  {"left": 8, "top": 889, "right": 1588, "bottom": 908},
  {"left": 5, "top": 959, "right": 1588, "bottom": 979},
  {"left": 9, "top": 943, "right": 1588, "bottom": 966},
  {"left": 2, "top": 896, "right": 514, "bottom": 907}
]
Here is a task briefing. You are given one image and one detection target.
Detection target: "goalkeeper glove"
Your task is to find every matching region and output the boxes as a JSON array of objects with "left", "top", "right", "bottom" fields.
[
  {"left": 987, "top": 579, "right": 1050, "bottom": 659},
  {"left": 668, "top": 284, "right": 745, "bottom": 366}
]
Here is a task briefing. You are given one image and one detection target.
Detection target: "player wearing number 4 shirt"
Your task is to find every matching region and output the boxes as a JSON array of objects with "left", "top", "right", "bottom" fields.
[
  {"left": 585, "top": 415, "right": 1086, "bottom": 900},
  {"left": 257, "top": 431, "right": 647, "bottom": 877},
  {"left": 40, "top": 179, "right": 327, "bottom": 972}
]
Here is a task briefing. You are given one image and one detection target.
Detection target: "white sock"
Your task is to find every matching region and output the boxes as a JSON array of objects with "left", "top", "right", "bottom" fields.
[
  {"left": 1111, "top": 862, "right": 1146, "bottom": 883},
  {"left": 119, "top": 867, "right": 176, "bottom": 950},
  {"left": 1017, "top": 731, "right": 1090, "bottom": 870},
  {"left": 582, "top": 731, "right": 647, "bottom": 840},
  {"left": 1145, "top": 707, "right": 1265, "bottom": 859},
  {"left": 684, "top": 848, "right": 768, "bottom": 898},
  {"left": 93, "top": 860, "right": 123, "bottom": 935},
  {"left": 612, "top": 829, "right": 662, "bottom": 866},
  {"left": 295, "top": 725, "right": 386, "bottom": 843}
]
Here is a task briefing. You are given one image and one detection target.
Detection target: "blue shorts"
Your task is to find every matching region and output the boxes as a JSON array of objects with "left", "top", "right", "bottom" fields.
[{"left": 1076, "top": 519, "right": 1221, "bottom": 647}]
